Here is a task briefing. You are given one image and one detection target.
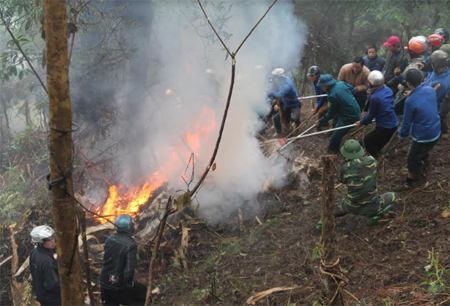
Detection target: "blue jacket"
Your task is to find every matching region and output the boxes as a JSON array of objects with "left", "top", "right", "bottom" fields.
[
  {"left": 398, "top": 83, "right": 440, "bottom": 142},
  {"left": 363, "top": 55, "right": 386, "bottom": 72},
  {"left": 423, "top": 67, "right": 450, "bottom": 110},
  {"left": 360, "top": 86, "right": 399, "bottom": 129},
  {"left": 268, "top": 76, "right": 300, "bottom": 108},
  {"left": 313, "top": 78, "right": 327, "bottom": 109},
  {"left": 318, "top": 81, "right": 361, "bottom": 123}
]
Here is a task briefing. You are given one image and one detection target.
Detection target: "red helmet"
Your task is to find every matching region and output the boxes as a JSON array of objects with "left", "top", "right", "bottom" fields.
[
  {"left": 427, "top": 33, "right": 444, "bottom": 48},
  {"left": 405, "top": 41, "right": 424, "bottom": 55}
]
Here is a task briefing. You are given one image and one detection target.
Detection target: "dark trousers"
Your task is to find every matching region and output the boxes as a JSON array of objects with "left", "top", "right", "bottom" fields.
[
  {"left": 386, "top": 79, "right": 400, "bottom": 96},
  {"left": 394, "top": 95, "right": 406, "bottom": 116},
  {"left": 364, "top": 125, "right": 398, "bottom": 158},
  {"left": 407, "top": 138, "right": 439, "bottom": 175},
  {"left": 101, "top": 282, "right": 147, "bottom": 306},
  {"left": 354, "top": 91, "right": 367, "bottom": 111},
  {"left": 328, "top": 119, "right": 355, "bottom": 153},
  {"left": 440, "top": 98, "right": 449, "bottom": 133},
  {"left": 273, "top": 105, "right": 300, "bottom": 134}
]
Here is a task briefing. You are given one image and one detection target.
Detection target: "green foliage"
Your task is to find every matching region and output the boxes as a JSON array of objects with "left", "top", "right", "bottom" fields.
[
  {"left": 0, "top": 0, "right": 43, "bottom": 83},
  {"left": 0, "top": 163, "right": 31, "bottom": 225},
  {"left": 191, "top": 288, "right": 209, "bottom": 301},
  {"left": 421, "top": 248, "right": 448, "bottom": 293},
  {"left": 311, "top": 245, "right": 322, "bottom": 262},
  {"left": 7, "top": 125, "right": 33, "bottom": 154},
  {"left": 381, "top": 297, "right": 395, "bottom": 306}
]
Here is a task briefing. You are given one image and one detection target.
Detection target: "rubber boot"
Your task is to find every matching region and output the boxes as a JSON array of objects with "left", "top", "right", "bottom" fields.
[{"left": 367, "top": 204, "right": 394, "bottom": 225}]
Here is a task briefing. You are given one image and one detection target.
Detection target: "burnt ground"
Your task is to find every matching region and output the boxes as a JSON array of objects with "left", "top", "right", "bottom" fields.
[{"left": 139, "top": 103, "right": 450, "bottom": 306}]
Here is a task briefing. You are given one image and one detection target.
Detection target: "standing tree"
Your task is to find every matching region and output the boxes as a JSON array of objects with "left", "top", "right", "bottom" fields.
[{"left": 43, "top": 0, "right": 84, "bottom": 304}]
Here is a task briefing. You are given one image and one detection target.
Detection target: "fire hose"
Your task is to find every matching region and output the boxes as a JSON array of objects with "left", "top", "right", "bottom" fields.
[{"left": 278, "top": 123, "right": 357, "bottom": 152}]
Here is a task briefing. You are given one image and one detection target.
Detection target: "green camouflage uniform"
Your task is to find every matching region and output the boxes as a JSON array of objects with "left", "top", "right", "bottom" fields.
[{"left": 336, "top": 155, "right": 397, "bottom": 216}]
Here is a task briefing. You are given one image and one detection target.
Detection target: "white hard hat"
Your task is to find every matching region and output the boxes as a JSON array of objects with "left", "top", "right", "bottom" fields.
[
  {"left": 271, "top": 68, "right": 285, "bottom": 77},
  {"left": 31, "top": 225, "right": 55, "bottom": 243},
  {"left": 368, "top": 70, "right": 384, "bottom": 86}
]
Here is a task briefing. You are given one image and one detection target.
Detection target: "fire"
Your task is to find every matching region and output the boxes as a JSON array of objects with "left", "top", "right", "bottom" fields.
[{"left": 96, "top": 106, "right": 216, "bottom": 223}]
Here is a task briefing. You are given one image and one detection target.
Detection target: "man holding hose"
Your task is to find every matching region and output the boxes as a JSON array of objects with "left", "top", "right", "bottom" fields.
[
  {"left": 355, "top": 70, "right": 399, "bottom": 158},
  {"left": 314, "top": 74, "right": 361, "bottom": 154}
]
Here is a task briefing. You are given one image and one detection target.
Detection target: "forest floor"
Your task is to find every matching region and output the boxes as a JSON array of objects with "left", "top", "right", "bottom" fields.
[
  {"left": 3, "top": 103, "right": 449, "bottom": 306},
  {"left": 133, "top": 102, "right": 450, "bottom": 306}
]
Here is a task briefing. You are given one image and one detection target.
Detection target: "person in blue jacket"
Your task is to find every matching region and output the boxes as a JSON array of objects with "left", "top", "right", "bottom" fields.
[
  {"left": 423, "top": 50, "right": 449, "bottom": 111},
  {"left": 268, "top": 68, "right": 300, "bottom": 135},
  {"left": 355, "top": 71, "right": 399, "bottom": 158},
  {"left": 306, "top": 65, "right": 327, "bottom": 117},
  {"left": 398, "top": 68, "right": 441, "bottom": 190},
  {"left": 314, "top": 74, "right": 361, "bottom": 153},
  {"left": 363, "top": 45, "right": 386, "bottom": 71}
]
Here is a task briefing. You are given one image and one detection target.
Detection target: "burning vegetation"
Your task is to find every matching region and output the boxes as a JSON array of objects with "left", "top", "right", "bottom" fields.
[{"left": 96, "top": 107, "right": 216, "bottom": 223}]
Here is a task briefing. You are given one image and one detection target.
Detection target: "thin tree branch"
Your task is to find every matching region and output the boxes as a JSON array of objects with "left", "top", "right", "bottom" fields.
[
  {"left": 189, "top": 0, "right": 277, "bottom": 197},
  {"left": 235, "top": 0, "right": 278, "bottom": 55},
  {"left": 69, "top": 31, "right": 76, "bottom": 63},
  {"left": 0, "top": 5, "right": 48, "bottom": 94},
  {"left": 76, "top": 0, "right": 93, "bottom": 14},
  {"left": 144, "top": 199, "right": 175, "bottom": 306},
  {"left": 68, "top": 0, "right": 93, "bottom": 63},
  {"left": 189, "top": 57, "right": 235, "bottom": 196},
  {"left": 196, "top": 0, "right": 232, "bottom": 57}
]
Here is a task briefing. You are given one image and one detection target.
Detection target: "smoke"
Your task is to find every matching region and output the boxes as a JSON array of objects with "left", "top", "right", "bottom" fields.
[
  {"left": 114, "top": 0, "right": 306, "bottom": 222},
  {"left": 81, "top": 0, "right": 307, "bottom": 222}
]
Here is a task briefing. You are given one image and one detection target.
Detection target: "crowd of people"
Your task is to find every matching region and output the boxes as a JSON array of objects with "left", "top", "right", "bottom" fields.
[{"left": 267, "top": 28, "right": 449, "bottom": 226}]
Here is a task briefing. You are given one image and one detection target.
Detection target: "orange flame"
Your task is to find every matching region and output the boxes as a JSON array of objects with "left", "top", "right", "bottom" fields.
[{"left": 96, "top": 106, "right": 216, "bottom": 223}]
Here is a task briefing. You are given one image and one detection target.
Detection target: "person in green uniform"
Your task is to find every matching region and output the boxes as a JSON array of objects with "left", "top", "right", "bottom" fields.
[
  {"left": 317, "top": 139, "right": 398, "bottom": 229},
  {"left": 335, "top": 139, "right": 398, "bottom": 217},
  {"left": 314, "top": 74, "right": 361, "bottom": 154}
]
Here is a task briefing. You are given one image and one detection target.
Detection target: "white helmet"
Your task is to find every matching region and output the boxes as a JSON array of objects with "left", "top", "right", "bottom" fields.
[
  {"left": 31, "top": 225, "right": 55, "bottom": 243},
  {"left": 368, "top": 70, "right": 384, "bottom": 86},
  {"left": 271, "top": 68, "right": 285, "bottom": 77}
]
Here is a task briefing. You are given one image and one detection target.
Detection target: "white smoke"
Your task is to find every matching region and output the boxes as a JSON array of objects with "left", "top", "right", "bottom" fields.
[{"left": 119, "top": 0, "right": 307, "bottom": 222}]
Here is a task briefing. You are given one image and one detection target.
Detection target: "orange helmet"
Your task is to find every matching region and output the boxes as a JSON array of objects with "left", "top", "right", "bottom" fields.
[
  {"left": 405, "top": 40, "right": 424, "bottom": 54},
  {"left": 427, "top": 33, "right": 444, "bottom": 48}
]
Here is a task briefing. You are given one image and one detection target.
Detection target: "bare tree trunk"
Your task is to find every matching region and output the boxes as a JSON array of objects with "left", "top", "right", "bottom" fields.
[
  {"left": 1, "top": 102, "right": 9, "bottom": 128},
  {"left": 320, "top": 155, "right": 344, "bottom": 305},
  {"left": 43, "top": 0, "right": 84, "bottom": 305},
  {"left": 24, "top": 100, "right": 30, "bottom": 125}
]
